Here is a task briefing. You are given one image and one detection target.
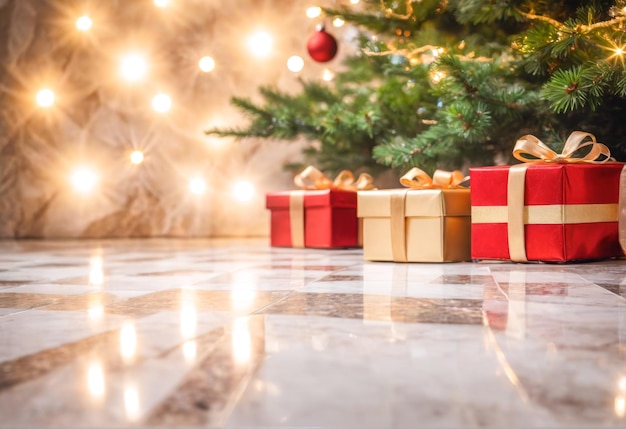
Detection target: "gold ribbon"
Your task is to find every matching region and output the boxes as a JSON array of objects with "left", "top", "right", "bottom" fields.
[
  {"left": 619, "top": 166, "right": 626, "bottom": 254},
  {"left": 513, "top": 131, "right": 611, "bottom": 164},
  {"left": 400, "top": 167, "right": 468, "bottom": 189},
  {"left": 289, "top": 191, "right": 305, "bottom": 248},
  {"left": 290, "top": 166, "right": 375, "bottom": 248},
  {"left": 507, "top": 131, "right": 611, "bottom": 262},
  {"left": 390, "top": 168, "right": 467, "bottom": 262},
  {"left": 294, "top": 166, "right": 376, "bottom": 191}
]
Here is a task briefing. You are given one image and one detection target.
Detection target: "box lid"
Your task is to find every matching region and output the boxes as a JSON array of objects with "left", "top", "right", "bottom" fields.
[
  {"left": 357, "top": 188, "right": 470, "bottom": 217},
  {"left": 266, "top": 189, "right": 357, "bottom": 209}
]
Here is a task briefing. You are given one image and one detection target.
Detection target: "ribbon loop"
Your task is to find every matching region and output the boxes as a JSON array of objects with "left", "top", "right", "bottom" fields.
[
  {"left": 400, "top": 167, "right": 468, "bottom": 189},
  {"left": 294, "top": 166, "right": 376, "bottom": 191},
  {"left": 513, "top": 131, "right": 611, "bottom": 164}
]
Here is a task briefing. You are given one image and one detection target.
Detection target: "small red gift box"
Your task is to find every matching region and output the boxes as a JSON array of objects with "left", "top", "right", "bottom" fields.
[
  {"left": 265, "top": 166, "right": 375, "bottom": 249},
  {"left": 470, "top": 132, "right": 624, "bottom": 262},
  {"left": 266, "top": 189, "right": 359, "bottom": 248}
]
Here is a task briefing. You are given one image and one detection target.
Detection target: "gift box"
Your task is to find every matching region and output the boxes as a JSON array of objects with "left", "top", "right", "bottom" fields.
[
  {"left": 357, "top": 168, "right": 471, "bottom": 262},
  {"left": 471, "top": 131, "right": 624, "bottom": 262},
  {"left": 266, "top": 189, "right": 360, "bottom": 248},
  {"left": 266, "top": 166, "right": 375, "bottom": 249}
]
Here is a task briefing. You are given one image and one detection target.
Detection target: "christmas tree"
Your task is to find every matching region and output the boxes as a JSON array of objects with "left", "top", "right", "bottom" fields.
[{"left": 207, "top": 0, "right": 626, "bottom": 176}]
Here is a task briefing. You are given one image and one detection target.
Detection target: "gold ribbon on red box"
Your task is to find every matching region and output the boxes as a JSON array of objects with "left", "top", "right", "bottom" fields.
[
  {"left": 505, "top": 131, "right": 617, "bottom": 262},
  {"left": 390, "top": 168, "right": 468, "bottom": 262},
  {"left": 289, "top": 166, "right": 376, "bottom": 248}
]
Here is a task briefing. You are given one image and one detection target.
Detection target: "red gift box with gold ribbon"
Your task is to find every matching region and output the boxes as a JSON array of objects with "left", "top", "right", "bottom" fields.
[
  {"left": 470, "top": 131, "right": 624, "bottom": 262},
  {"left": 266, "top": 166, "right": 375, "bottom": 248}
]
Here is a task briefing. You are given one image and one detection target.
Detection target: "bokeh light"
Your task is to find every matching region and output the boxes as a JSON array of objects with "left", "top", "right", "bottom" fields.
[
  {"left": 232, "top": 180, "right": 255, "bottom": 202},
  {"left": 306, "top": 7, "right": 322, "bottom": 18},
  {"left": 36, "top": 89, "right": 55, "bottom": 108},
  {"left": 333, "top": 17, "right": 345, "bottom": 27},
  {"left": 189, "top": 177, "right": 206, "bottom": 195},
  {"left": 322, "top": 68, "right": 335, "bottom": 81},
  {"left": 154, "top": 0, "right": 170, "bottom": 7},
  {"left": 248, "top": 31, "right": 272, "bottom": 58},
  {"left": 198, "top": 56, "right": 215, "bottom": 73},
  {"left": 71, "top": 167, "right": 98, "bottom": 193},
  {"left": 152, "top": 93, "right": 172, "bottom": 113},
  {"left": 287, "top": 55, "right": 304, "bottom": 73},
  {"left": 130, "top": 150, "right": 144, "bottom": 165},
  {"left": 75, "top": 15, "right": 93, "bottom": 31},
  {"left": 120, "top": 54, "right": 148, "bottom": 82}
]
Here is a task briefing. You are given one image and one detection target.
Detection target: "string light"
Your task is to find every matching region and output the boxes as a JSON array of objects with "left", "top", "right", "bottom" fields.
[
  {"left": 198, "top": 56, "right": 215, "bottom": 73},
  {"left": 36, "top": 89, "right": 55, "bottom": 108},
  {"left": 130, "top": 150, "right": 144, "bottom": 164},
  {"left": 232, "top": 180, "right": 255, "bottom": 202},
  {"left": 75, "top": 15, "right": 92, "bottom": 32},
  {"left": 306, "top": 7, "right": 322, "bottom": 18},
  {"left": 333, "top": 17, "right": 345, "bottom": 27},
  {"left": 322, "top": 68, "right": 335, "bottom": 81},
  {"left": 350, "top": 0, "right": 360, "bottom": 4},
  {"left": 189, "top": 177, "right": 206, "bottom": 195},
  {"left": 152, "top": 93, "right": 172, "bottom": 113},
  {"left": 287, "top": 55, "right": 304, "bottom": 73},
  {"left": 71, "top": 167, "right": 98, "bottom": 193},
  {"left": 154, "top": 0, "right": 170, "bottom": 7},
  {"left": 430, "top": 69, "right": 446, "bottom": 84},
  {"left": 248, "top": 31, "right": 273, "bottom": 58},
  {"left": 120, "top": 54, "right": 148, "bottom": 82}
]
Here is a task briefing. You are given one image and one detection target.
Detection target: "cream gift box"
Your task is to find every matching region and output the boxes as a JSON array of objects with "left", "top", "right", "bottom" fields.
[{"left": 357, "top": 168, "right": 471, "bottom": 262}]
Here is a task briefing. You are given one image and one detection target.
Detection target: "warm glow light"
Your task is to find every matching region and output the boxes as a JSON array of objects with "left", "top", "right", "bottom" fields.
[
  {"left": 120, "top": 54, "right": 148, "bottom": 82},
  {"left": 248, "top": 31, "right": 272, "bottom": 58},
  {"left": 189, "top": 177, "right": 206, "bottom": 195},
  {"left": 287, "top": 55, "right": 304, "bottom": 73},
  {"left": 154, "top": 0, "right": 170, "bottom": 7},
  {"left": 306, "top": 7, "right": 322, "bottom": 18},
  {"left": 616, "top": 395, "right": 626, "bottom": 418},
  {"left": 76, "top": 15, "right": 93, "bottom": 31},
  {"left": 183, "top": 340, "right": 197, "bottom": 362},
  {"left": 332, "top": 17, "right": 345, "bottom": 27},
  {"left": 231, "top": 271, "right": 257, "bottom": 313},
  {"left": 322, "top": 68, "right": 335, "bottom": 81},
  {"left": 88, "top": 305, "right": 104, "bottom": 322},
  {"left": 198, "top": 56, "right": 215, "bottom": 72},
  {"left": 36, "top": 89, "right": 55, "bottom": 108},
  {"left": 120, "top": 322, "right": 137, "bottom": 362},
  {"left": 350, "top": 0, "right": 360, "bottom": 4},
  {"left": 232, "top": 318, "right": 252, "bottom": 365},
  {"left": 620, "top": 377, "right": 626, "bottom": 391},
  {"left": 89, "top": 255, "right": 104, "bottom": 285},
  {"left": 616, "top": 48, "right": 624, "bottom": 56},
  {"left": 152, "top": 93, "right": 172, "bottom": 113},
  {"left": 87, "top": 361, "right": 105, "bottom": 398},
  {"left": 180, "top": 291, "right": 197, "bottom": 339},
  {"left": 430, "top": 70, "right": 446, "bottom": 84},
  {"left": 124, "top": 384, "right": 140, "bottom": 421},
  {"left": 232, "top": 180, "right": 255, "bottom": 202},
  {"left": 130, "top": 150, "right": 144, "bottom": 165},
  {"left": 71, "top": 167, "right": 98, "bottom": 193}
]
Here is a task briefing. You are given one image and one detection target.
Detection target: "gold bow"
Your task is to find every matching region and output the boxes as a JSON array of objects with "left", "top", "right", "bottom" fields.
[
  {"left": 513, "top": 131, "right": 611, "bottom": 164},
  {"left": 507, "top": 131, "right": 611, "bottom": 262},
  {"left": 294, "top": 166, "right": 376, "bottom": 191},
  {"left": 400, "top": 167, "right": 468, "bottom": 189}
]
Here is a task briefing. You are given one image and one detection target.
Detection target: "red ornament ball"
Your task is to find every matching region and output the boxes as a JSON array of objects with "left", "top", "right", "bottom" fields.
[{"left": 307, "top": 27, "right": 338, "bottom": 63}]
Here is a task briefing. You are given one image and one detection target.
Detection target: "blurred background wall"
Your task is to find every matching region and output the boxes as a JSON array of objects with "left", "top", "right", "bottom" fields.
[{"left": 0, "top": 0, "right": 355, "bottom": 238}]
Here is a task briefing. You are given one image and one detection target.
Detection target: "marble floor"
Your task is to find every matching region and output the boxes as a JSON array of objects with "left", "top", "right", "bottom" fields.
[{"left": 0, "top": 238, "right": 625, "bottom": 428}]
